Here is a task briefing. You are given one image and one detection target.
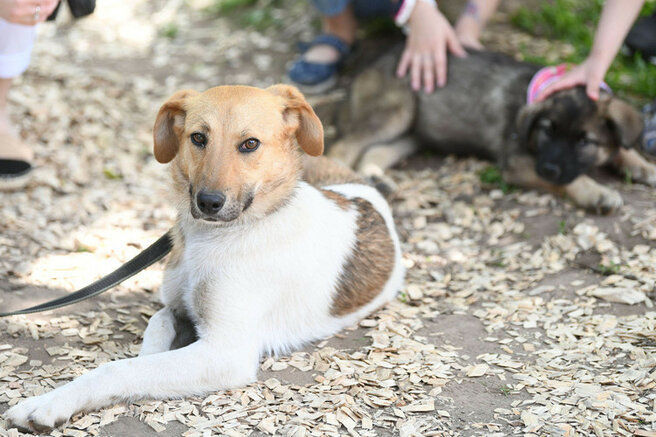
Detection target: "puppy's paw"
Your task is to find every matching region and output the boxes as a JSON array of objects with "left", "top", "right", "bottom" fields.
[
  {"left": 5, "top": 392, "right": 75, "bottom": 432},
  {"left": 566, "top": 176, "right": 623, "bottom": 214},
  {"left": 587, "top": 186, "right": 623, "bottom": 214},
  {"left": 615, "top": 149, "right": 656, "bottom": 187},
  {"left": 629, "top": 164, "right": 656, "bottom": 187}
]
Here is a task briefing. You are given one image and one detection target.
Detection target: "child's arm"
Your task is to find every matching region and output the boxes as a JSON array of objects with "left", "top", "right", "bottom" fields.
[
  {"left": 537, "top": 0, "right": 645, "bottom": 101},
  {"left": 455, "top": 0, "right": 502, "bottom": 49}
]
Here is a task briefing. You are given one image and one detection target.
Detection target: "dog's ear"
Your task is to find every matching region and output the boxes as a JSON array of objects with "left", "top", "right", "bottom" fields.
[
  {"left": 603, "top": 96, "right": 644, "bottom": 149},
  {"left": 267, "top": 84, "right": 324, "bottom": 156},
  {"left": 153, "top": 89, "right": 198, "bottom": 163},
  {"left": 517, "top": 102, "right": 545, "bottom": 146}
]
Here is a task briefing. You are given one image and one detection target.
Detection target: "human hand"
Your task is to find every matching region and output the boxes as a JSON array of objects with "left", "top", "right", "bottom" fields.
[
  {"left": 0, "top": 0, "right": 59, "bottom": 25},
  {"left": 536, "top": 57, "right": 608, "bottom": 102},
  {"left": 454, "top": 15, "right": 483, "bottom": 50},
  {"left": 396, "top": 1, "right": 466, "bottom": 93}
]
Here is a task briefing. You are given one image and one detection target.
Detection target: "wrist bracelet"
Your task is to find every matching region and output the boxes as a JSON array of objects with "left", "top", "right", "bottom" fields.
[{"left": 395, "top": 0, "right": 437, "bottom": 27}]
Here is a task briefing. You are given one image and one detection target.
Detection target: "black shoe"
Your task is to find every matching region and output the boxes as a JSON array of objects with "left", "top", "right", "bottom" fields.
[
  {"left": 625, "top": 12, "right": 656, "bottom": 64},
  {"left": 0, "top": 159, "right": 32, "bottom": 191}
]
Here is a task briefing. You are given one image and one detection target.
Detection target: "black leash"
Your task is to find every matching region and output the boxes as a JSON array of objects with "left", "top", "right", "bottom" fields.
[{"left": 0, "top": 230, "right": 173, "bottom": 317}]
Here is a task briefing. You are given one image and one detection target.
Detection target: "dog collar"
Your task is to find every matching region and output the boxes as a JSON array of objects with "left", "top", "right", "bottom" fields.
[{"left": 527, "top": 64, "right": 612, "bottom": 104}]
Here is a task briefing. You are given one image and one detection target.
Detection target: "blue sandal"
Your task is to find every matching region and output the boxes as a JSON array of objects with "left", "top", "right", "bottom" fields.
[{"left": 287, "top": 34, "right": 351, "bottom": 94}]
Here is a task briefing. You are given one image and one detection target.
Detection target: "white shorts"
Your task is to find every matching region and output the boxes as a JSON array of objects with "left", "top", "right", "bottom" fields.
[{"left": 0, "top": 18, "right": 36, "bottom": 78}]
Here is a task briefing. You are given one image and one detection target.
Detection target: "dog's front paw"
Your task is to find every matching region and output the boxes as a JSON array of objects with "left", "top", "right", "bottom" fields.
[
  {"left": 5, "top": 392, "right": 76, "bottom": 432},
  {"left": 566, "top": 176, "right": 623, "bottom": 214},
  {"left": 586, "top": 186, "right": 623, "bottom": 214},
  {"left": 615, "top": 149, "right": 656, "bottom": 187},
  {"left": 630, "top": 164, "right": 656, "bottom": 187}
]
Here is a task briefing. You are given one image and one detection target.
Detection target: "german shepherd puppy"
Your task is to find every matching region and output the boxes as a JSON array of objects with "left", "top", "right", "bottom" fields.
[{"left": 328, "top": 47, "right": 656, "bottom": 213}]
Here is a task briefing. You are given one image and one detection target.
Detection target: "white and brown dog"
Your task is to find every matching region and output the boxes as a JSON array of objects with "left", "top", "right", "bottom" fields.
[{"left": 6, "top": 85, "right": 404, "bottom": 431}]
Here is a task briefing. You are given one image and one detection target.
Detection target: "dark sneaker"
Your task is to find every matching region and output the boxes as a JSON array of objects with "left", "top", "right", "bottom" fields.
[{"left": 625, "top": 12, "right": 656, "bottom": 64}]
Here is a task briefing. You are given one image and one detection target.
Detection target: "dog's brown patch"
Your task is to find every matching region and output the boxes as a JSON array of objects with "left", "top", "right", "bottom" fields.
[
  {"left": 320, "top": 189, "right": 350, "bottom": 211},
  {"left": 331, "top": 198, "right": 394, "bottom": 316}
]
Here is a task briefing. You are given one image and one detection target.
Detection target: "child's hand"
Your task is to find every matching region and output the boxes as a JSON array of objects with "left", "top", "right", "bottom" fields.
[
  {"left": 536, "top": 57, "right": 607, "bottom": 102},
  {"left": 396, "top": 1, "right": 466, "bottom": 93}
]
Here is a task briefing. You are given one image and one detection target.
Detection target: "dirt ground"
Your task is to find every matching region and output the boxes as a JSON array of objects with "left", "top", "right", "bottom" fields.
[{"left": 1, "top": 0, "right": 655, "bottom": 436}]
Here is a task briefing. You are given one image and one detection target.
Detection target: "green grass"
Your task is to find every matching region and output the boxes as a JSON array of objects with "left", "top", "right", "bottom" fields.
[
  {"left": 511, "top": 0, "right": 656, "bottom": 99},
  {"left": 75, "top": 245, "right": 92, "bottom": 253},
  {"left": 597, "top": 262, "right": 622, "bottom": 275},
  {"left": 159, "top": 22, "right": 179, "bottom": 39},
  {"left": 205, "top": 0, "right": 282, "bottom": 30},
  {"left": 558, "top": 220, "right": 567, "bottom": 235},
  {"left": 207, "top": 0, "right": 258, "bottom": 14},
  {"left": 478, "top": 165, "right": 514, "bottom": 194},
  {"left": 499, "top": 385, "right": 513, "bottom": 396},
  {"left": 102, "top": 168, "right": 122, "bottom": 180},
  {"left": 487, "top": 248, "right": 507, "bottom": 268}
]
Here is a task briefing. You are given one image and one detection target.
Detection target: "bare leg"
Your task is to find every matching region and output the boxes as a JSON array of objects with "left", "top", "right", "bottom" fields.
[
  {"left": 0, "top": 77, "right": 33, "bottom": 162},
  {"left": 454, "top": 0, "right": 501, "bottom": 49},
  {"left": 613, "top": 148, "right": 656, "bottom": 187},
  {"left": 303, "top": 5, "right": 357, "bottom": 64}
]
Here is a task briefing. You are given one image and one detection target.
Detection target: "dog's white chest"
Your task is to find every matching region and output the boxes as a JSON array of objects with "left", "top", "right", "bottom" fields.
[{"left": 174, "top": 184, "right": 360, "bottom": 345}]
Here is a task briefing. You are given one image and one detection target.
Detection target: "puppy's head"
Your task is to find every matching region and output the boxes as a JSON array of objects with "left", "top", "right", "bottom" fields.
[
  {"left": 153, "top": 84, "right": 323, "bottom": 224},
  {"left": 517, "top": 87, "right": 643, "bottom": 185}
]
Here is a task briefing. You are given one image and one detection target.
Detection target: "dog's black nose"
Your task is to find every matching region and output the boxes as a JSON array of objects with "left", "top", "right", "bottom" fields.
[
  {"left": 540, "top": 162, "right": 561, "bottom": 180},
  {"left": 196, "top": 190, "right": 226, "bottom": 215}
]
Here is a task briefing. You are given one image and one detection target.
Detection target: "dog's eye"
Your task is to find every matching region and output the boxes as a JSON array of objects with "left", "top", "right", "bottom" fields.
[
  {"left": 190, "top": 132, "right": 207, "bottom": 148},
  {"left": 239, "top": 138, "right": 260, "bottom": 153}
]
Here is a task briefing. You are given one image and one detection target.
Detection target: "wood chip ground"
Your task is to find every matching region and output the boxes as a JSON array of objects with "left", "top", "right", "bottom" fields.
[{"left": 1, "top": 1, "right": 655, "bottom": 435}]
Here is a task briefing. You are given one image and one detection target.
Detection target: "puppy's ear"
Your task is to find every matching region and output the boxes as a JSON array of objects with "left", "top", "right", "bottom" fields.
[
  {"left": 267, "top": 84, "right": 324, "bottom": 156},
  {"left": 153, "top": 89, "right": 198, "bottom": 163},
  {"left": 517, "top": 102, "right": 545, "bottom": 147},
  {"left": 604, "top": 96, "right": 644, "bottom": 149}
]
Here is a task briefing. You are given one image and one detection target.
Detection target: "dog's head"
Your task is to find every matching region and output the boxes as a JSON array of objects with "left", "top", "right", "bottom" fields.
[
  {"left": 153, "top": 84, "right": 323, "bottom": 224},
  {"left": 517, "top": 87, "right": 643, "bottom": 185}
]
